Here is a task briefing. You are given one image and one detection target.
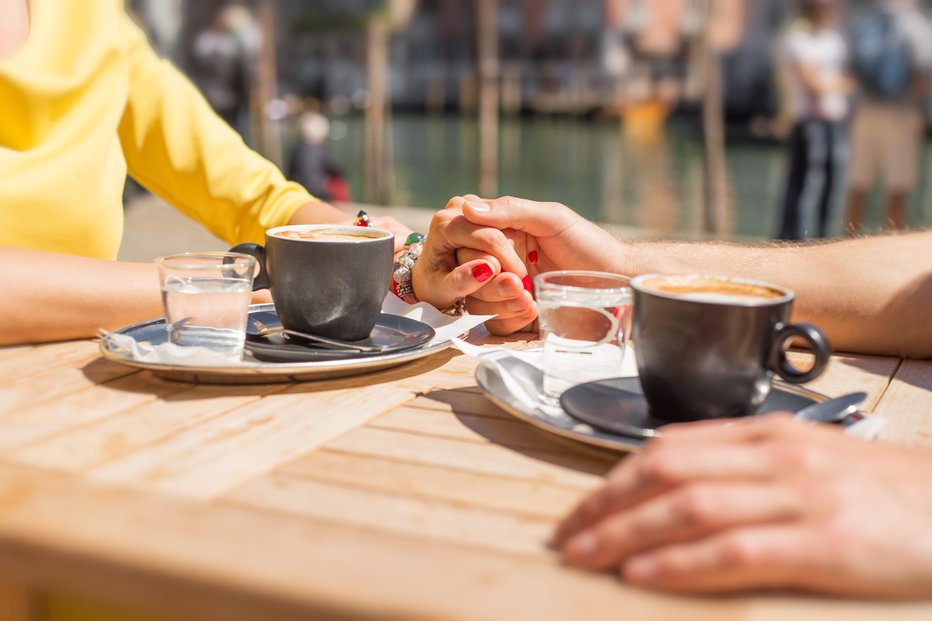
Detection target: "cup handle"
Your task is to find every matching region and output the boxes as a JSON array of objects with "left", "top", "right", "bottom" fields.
[
  {"left": 769, "top": 323, "right": 833, "bottom": 384},
  {"left": 229, "top": 243, "right": 269, "bottom": 291}
]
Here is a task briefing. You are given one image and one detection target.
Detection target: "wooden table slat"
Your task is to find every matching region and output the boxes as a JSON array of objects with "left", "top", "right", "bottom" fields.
[
  {"left": 279, "top": 449, "right": 582, "bottom": 520},
  {"left": 785, "top": 352, "right": 901, "bottom": 412},
  {"left": 326, "top": 426, "right": 613, "bottom": 490},
  {"left": 9, "top": 383, "right": 289, "bottom": 474},
  {"left": 876, "top": 360, "right": 932, "bottom": 447},
  {"left": 0, "top": 359, "right": 139, "bottom": 418},
  {"left": 369, "top": 403, "right": 608, "bottom": 456},
  {"left": 83, "top": 384, "right": 416, "bottom": 500},
  {"left": 0, "top": 373, "right": 188, "bottom": 453},
  {"left": 224, "top": 472, "right": 555, "bottom": 557},
  {"left": 0, "top": 341, "right": 101, "bottom": 386}
]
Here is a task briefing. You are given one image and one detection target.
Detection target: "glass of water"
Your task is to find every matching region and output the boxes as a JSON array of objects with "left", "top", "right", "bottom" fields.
[
  {"left": 535, "top": 271, "right": 633, "bottom": 398},
  {"left": 156, "top": 252, "right": 257, "bottom": 359}
]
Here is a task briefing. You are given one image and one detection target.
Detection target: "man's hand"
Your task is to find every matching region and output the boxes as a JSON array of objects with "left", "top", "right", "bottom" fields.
[{"left": 554, "top": 415, "right": 932, "bottom": 598}]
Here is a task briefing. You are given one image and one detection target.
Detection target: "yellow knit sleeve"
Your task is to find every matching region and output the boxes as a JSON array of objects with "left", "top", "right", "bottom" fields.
[{"left": 116, "top": 15, "right": 317, "bottom": 244}]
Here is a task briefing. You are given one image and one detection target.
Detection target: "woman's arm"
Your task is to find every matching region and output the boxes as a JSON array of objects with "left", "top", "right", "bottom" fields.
[
  {"left": 0, "top": 247, "right": 162, "bottom": 346},
  {"left": 116, "top": 15, "right": 347, "bottom": 244}
]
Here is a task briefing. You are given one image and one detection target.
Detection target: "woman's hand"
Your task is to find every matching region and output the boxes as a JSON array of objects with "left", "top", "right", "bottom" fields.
[
  {"left": 410, "top": 200, "right": 528, "bottom": 311},
  {"left": 451, "top": 195, "right": 626, "bottom": 335},
  {"left": 554, "top": 415, "right": 932, "bottom": 598}
]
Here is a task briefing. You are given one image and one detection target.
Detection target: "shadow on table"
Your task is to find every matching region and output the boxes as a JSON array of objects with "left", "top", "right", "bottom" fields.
[
  {"left": 82, "top": 349, "right": 458, "bottom": 399},
  {"left": 423, "top": 387, "right": 621, "bottom": 477}
]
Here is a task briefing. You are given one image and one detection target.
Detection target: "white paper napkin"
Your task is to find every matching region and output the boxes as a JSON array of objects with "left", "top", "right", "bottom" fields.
[
  {"left": 102, "top": 294, "right": 495, "bottom": 367},
  {"left": 843, "top": 415, "right": 887, "bottom": 441},
  {"left": 380, "top": 294, "right": 494, "bottom": 347},
  {"left": 101, "top": 332, "right": 245, "bottom": 367}
]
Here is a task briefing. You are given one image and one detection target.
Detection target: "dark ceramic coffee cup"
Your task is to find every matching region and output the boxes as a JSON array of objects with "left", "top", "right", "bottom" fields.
[
  {"left": 231, "top": 225, "right": 394, "bottom": 341},
  {"left": 631, "top": 274, "right": 832, "bottom": 422}
]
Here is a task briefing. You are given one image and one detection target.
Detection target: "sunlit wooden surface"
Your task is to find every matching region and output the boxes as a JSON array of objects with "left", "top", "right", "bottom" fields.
[{"left": 0, "top": 336, "right": 929, "bottom": 620}]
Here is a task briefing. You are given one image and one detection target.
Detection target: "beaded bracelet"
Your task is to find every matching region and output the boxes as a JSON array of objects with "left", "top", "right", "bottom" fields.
[{"left": 392, "top": 232, "right": 426, "bottom": 305}]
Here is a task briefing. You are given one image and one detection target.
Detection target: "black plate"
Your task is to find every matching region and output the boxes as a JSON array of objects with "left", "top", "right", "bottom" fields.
[
  {"left": 245, "top": 311, "right": 435, "bottom": 363},
  {"left": 560, "top": 377, "right": 819, "bottom": 440}
]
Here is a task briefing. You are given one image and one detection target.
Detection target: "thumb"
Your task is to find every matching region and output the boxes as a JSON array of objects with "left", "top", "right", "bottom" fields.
[{"left": 461, "top": 196, "right": 575, "bottom": 237}]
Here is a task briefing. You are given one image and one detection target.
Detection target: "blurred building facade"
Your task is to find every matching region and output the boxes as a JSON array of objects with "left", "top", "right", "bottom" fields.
[{"left": 129, "top": 0, "right": 924, "bottom": 122}]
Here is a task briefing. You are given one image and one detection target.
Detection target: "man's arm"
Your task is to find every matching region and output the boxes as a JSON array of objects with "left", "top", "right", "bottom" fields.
[
  {"left": 459, "top": 198, "right": 932, "bottom": 358},
  {"left": 619, "top": 234, "right": 932, "bottom": 358}
]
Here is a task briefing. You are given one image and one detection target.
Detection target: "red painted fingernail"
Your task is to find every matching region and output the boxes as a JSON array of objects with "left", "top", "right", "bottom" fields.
[
  {"left": 522, "top": 275, "right": 533, "bottom": 291},
  {"left": 472, "top": 263, "right": 494, "bottom": 283},
  {"left": 528, "top": 250, "right": 539, "bottom": 264}
]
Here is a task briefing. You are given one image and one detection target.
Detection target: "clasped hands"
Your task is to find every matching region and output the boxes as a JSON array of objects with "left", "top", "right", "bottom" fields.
[{"left": 412, "top": 194, "right": 619, "bottom": 334}]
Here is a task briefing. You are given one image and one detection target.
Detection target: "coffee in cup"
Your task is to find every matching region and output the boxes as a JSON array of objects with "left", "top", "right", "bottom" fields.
[
  {"left": 231, "top": 225, "right": 394, "bottom": 341},
  {"left": 276, "top": 229, "right": 378, "bottom": 242},
  {"left": 631, "top": 274, "right": 832, "bottom": 422}
]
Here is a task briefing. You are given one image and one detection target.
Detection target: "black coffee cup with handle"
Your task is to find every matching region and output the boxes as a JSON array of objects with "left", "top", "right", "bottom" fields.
[
  {"left": 231, "top": 224, "right": 394, "bottom": 342},
  {"left": 631, "top": 274, "right": 832, "bottom": 422}
]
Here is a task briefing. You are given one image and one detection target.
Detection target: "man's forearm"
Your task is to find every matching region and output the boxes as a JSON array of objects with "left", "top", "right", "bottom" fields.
[{"left": 618, "top": 233, "right": 932, "bottom": 358}]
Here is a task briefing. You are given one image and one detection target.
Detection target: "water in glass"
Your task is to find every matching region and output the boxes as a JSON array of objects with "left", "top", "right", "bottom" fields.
[
  {"left": 161, "top": 276, "right": 252, "bottom": 357},
  {"left": 536, "top": 272, "right": 632, "bottom": 398}
]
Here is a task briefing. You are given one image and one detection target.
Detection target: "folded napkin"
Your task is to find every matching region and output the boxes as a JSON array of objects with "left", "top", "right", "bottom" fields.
[
  {"left": 102, "top": 294, "right": 495, "bottom": 367},
  {"left": 101, "top": 332, "right": 245, "bottom": 367},
  {"left": 381, "top": 294, "right": 493, "bottom": 347},
  {"left": 844, "top": 415, "right": 887, "bottom": 441}
]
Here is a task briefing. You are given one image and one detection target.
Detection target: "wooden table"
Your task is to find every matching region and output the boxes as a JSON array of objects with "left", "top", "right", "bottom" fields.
[{"left": 0, "top": 335, "right": 930, "bottom": 621}]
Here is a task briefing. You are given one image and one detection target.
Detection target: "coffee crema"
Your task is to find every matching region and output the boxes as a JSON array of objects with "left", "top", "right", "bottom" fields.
[
  {"left": 641, "top": 276, "right": 785, "bottom": 302},
  {"left": 276, "top": 229, "right": 387, "bottom": 241}
]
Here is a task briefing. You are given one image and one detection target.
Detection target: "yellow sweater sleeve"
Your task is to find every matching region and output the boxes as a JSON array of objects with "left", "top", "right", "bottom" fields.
[{"left": 116, "top": 16, "right": 317, "bottom": 245}]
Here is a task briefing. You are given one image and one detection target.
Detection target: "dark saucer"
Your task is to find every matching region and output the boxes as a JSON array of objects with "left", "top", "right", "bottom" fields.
[
  {"left": 559, "top": 377, "right": 819, "bottom": 440},
  {"left": 246, "top": 311, "right": 435, "bottom": 363}
]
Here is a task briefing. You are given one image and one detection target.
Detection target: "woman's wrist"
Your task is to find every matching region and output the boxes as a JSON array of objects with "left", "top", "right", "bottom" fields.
[{"left": 391, "top": 232, "right": 426, "bottom": 304}]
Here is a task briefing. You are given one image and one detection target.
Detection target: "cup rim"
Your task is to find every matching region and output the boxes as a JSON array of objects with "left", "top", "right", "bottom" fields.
[
  {"left": 155, "top": 252, "right": 257, "bottom": 271},
  {"left": 631, "top": 274, "right": 795, "bottom": 306},
  {"left": 267, "top": 224, "right": 394, "bottom": 243},
  {"left": 534, "top": 270, "right": 632, "bottom": 294}
]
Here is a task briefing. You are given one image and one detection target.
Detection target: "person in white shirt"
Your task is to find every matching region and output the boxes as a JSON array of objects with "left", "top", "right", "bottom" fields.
[{"left": 776, "top": 0, "right": 852, "bottom": 240}]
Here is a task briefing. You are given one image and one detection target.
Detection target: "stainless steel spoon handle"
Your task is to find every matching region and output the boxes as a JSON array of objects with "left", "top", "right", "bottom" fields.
[
  {"left": 282, "top": 329, "right": 384, "bottom": 353},
  {"left": 794, "top": 392, "right": 868, "bottom": 424}
]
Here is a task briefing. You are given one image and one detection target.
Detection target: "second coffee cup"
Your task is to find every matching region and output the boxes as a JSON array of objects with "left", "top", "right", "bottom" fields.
[
  {"left": 631, "top": 274, "right": 832, "bottom": 422},
  {"left": 231, "top": 225, "right": 394, "bottom": 341}
]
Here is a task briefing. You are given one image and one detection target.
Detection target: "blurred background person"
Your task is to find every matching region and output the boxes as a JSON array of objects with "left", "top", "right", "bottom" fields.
[
  {"left": 287, "top": 111, "right": 352, "bottom": 204},
  {"left": 190, "top": 3, "right": 260, "bottom": 137},
  {"left": 845, "top": 0, "right": 932, "bottom": 233},
  {"left": 776, "top": 0, "right": 851, "bottom": 241}
]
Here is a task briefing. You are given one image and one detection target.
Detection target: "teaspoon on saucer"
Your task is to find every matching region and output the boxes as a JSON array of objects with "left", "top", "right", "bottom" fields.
[
  {"left": 250, "top": 319, "right": 386, "bottom": 353},
  {"left": 793, "top": 392, "right": 867, "bottom": 424}
]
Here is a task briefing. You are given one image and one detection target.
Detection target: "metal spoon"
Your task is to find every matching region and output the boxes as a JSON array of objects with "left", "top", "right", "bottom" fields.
[
  {"left": 281, "top": 328, "right": 386, "bottom": 353},
  {"left": 794, "top": 392, "right": 867, "bottom": 424},
  {"left": 250, "top": 319, "right": 385, "bottom": 353}
]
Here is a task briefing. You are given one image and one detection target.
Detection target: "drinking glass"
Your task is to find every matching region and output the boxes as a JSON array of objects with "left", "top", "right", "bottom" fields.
[
  {"left": 535, "top": 271, "right": 633, "bottom": 398},
  {"left": 156, "top": 252, "right": 257, "bottom": 359}
]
